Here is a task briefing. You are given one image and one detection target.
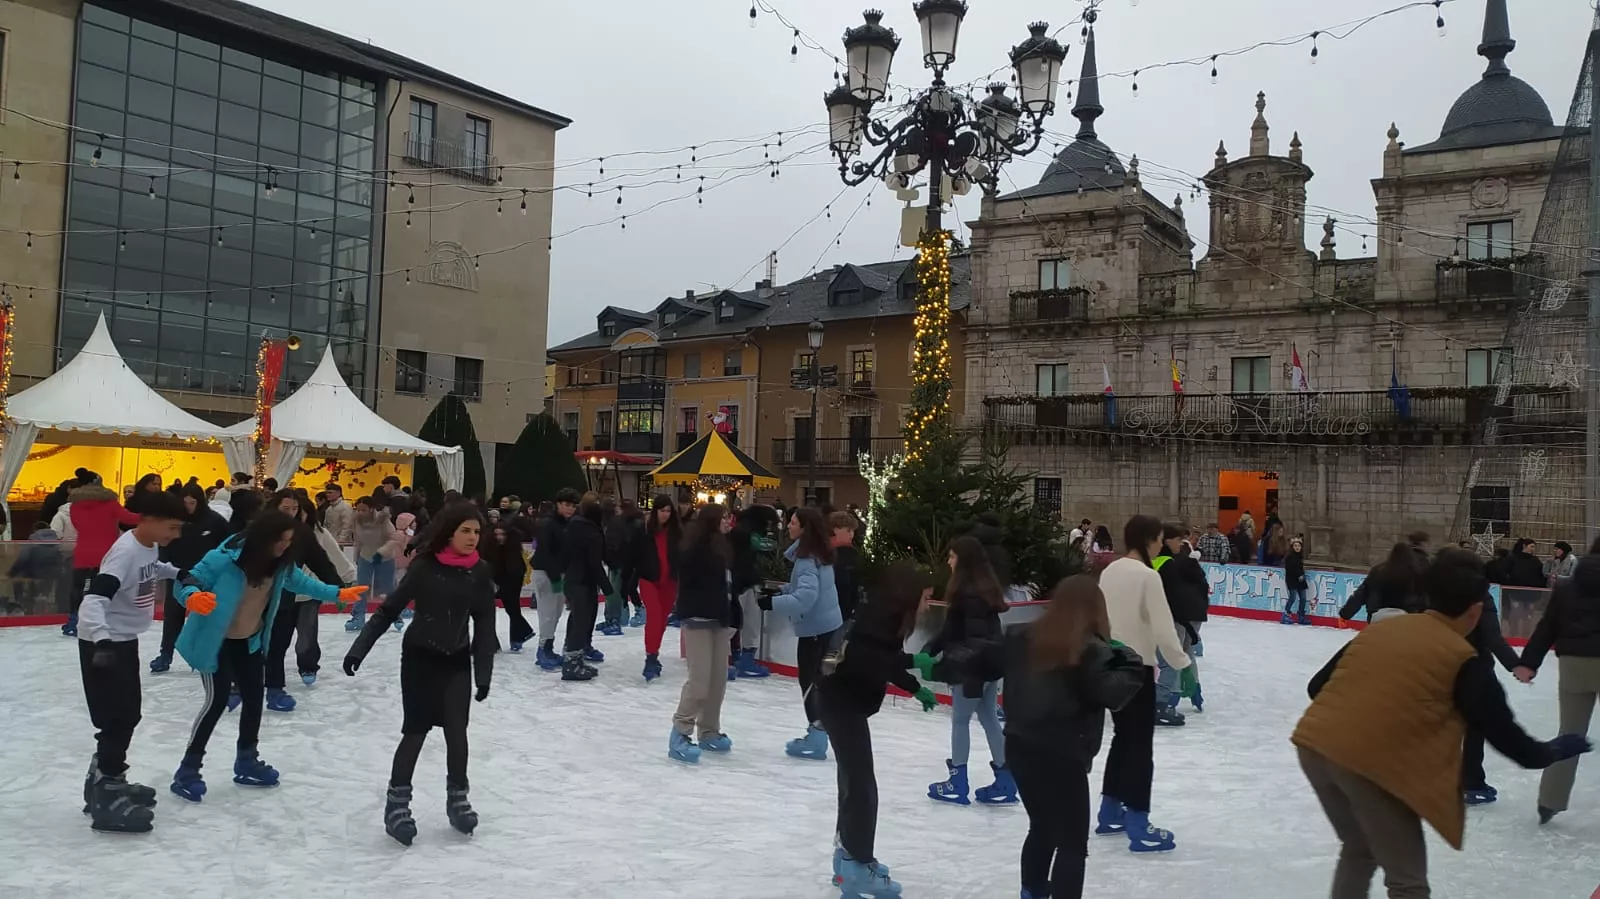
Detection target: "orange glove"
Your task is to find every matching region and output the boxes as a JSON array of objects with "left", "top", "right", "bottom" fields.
[
  {"left": 187, "top": 592, "right": 217, "bottom": 616},
  {"left": 1335, "top": 617, "right": 1349, "bottom": 630},
  {"left": 337, "top": 586, "right": 369, "bottom": 610}
]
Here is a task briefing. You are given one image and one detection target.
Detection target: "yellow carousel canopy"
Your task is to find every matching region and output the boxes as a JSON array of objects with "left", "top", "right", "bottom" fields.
[{"left": 648, "top": 429, "right": 780, "bottom": 490}]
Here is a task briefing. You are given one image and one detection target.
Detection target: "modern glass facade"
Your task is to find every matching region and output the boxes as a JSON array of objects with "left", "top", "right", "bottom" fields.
[{"left": 60, "top": 2, "right": 378, "bottom": 397}]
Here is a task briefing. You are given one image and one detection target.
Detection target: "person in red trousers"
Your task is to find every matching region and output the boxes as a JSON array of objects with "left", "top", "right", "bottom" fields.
[{"left": 635, "top": 494, "right": 681, "bottom": 682}]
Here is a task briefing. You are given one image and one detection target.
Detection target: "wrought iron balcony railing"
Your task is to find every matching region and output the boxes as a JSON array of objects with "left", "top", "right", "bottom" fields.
[
  {"left": 770, "top": 436, "right": 904, "bottom": 467},
  {"left": 402, "top": 131, "right": 498, "bottom": 184}
]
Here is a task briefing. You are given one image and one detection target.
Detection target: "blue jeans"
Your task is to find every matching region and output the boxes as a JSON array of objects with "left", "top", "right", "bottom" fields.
[
  {"left": 1286, "top": 587, "right": 1308, "bottom": 618},
  {"left": 951, "top": 682, "right": 1005, "bottom": 767},
  {"left": 1155, "top": 622, "right": 1200, "bottom": 706},
  {"left": 349, "top": 556, "right": 395, "bottom": 625}
]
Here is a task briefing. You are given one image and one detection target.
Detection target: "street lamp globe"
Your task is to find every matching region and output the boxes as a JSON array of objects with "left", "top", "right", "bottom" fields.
[
  {"left": 975, "top": 83, "right": 1021, "bottom": 153},
  {"left": 808, "top": 318, "right": 825, "bottom": 350},
  {"left": 843, "top": 9, "right": 900, "bottom": 103},
  {"left": 913, "top": 0, "right": 968, "bottom": 72},
  {"left": 1010, "top": 22, "right": 1068, "bottom": 116},
  {"left": 825, "top": 85, "right": 868, "bottom": 157}
]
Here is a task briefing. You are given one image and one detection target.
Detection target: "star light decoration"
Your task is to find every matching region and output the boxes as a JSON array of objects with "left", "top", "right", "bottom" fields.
[
  {"left": 858, "top": 450, "right": 905, "bottom": 553},
  {"left": 1547, "top": 351, "right": 1581, "bottom": 389},
  {"left": 1471, "top": 525, "right": 1499, "bottom": 557}
]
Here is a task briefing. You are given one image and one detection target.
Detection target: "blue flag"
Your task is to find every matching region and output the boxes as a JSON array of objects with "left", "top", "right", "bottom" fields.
[{"left": 1388, "top": 353, "right": 1411, "bottom": 421}]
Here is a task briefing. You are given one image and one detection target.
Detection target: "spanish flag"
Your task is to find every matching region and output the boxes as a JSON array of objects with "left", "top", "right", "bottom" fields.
[{"left": 1171, "top": 353, "right": 1184, "bottom": 415}]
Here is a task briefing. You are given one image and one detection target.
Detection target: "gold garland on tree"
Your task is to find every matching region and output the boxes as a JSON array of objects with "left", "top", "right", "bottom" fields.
[{"left": 906, "top": 230, "right": 953, "bottom": 462}]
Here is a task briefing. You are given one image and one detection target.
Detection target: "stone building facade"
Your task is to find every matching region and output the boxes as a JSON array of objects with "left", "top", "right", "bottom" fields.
[{"left": 963, "top": 2, "right": 1579, "bottom": 565}]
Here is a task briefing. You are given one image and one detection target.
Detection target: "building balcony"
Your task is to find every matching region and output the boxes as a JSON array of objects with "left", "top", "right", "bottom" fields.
[
  {"left": 770, "top": 436, "right": 904, "bottom": 468},
  {"left": 402, "top": 131, "right": 497, "bottom": 184},
  {"left": 589, "top": 434, "right": 612, "bottom": 451},
  {"left": 617, "top": 379, "right": 666, "bottom": 402},
  {"left": 1009, "top": 288, "right": 1091, "bottom": 331},
  {"left": 616, "top": 432, "right": 663, "bottom": 456},
  {"left": 1435, "top": 255, "right": 1542, "bottom": 305},
  {"left": 675, "top": 431, "right": 698, "bottom": 453},
  {"left": 981, "top": 387, "right": 1579, "bottom": 444}
]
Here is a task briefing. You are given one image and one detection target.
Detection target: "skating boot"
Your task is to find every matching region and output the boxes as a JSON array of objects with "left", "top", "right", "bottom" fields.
[
  {"left": 1124, "top": 809, "right": 1176, "bottom": 852},
  {"left": 1464, "top": 788, "right": 1498, "bottom": 806},
  {"left": 785, "top": 725, "right": 829, "bottom": 761},
  {"left": 83, "top": 756, "right": 155, "bottom": 815},
  {"left": 598, "top": 619, "right": 623, "bottom": 637},
  {"left": 301, "top": 671, "right": 317, "bottom": 687},
  {"left": 974, "top": 762, "right": 1019, "bottom": 805},
  {"left": 62, "top": 613, "right": 78, "bottom": 637},
  {"left": 832, "top": 847, "right": 890, "bottom": 886},
  {"left": 836, "top": 857, "right": 901, "bottom": 897},
  {"left": 232, "top": 750, "right": 280, "bottom": 788},
  {"left": 561, "top": 651, "right": 597, "bottom": 681},
  {"left": 87, "top": 771, "right": 155, "bottom": 834},
  {"left": 735, "top": 648, "right": 771, "bottom": 678},
  {"left": 642, "top": 653, "right": 662, "bottom": 682},
  {"left": 583, "top": 646, "right": 606, "bottom": 663},
  {"left": 149, "top": 651, "right": 172, "bottom": 674},
  {"left": 1095, "top": 795, "right": 1126, "bottom": 834},
  {"left": 225, "top": 687, "right": 242, "bottom": 713},
  {"left": 265, "top": 688, "right": 296, "bottom": 712},
  {"left": 700, "top": 733, "right": 732, "bottom": 753},
  {"left": 1298, "top": 613, "right": 1313, "bottom": 626},
  {"left": 728, "top": 662, "right": 736, "bottom": 681},
  {"left": 446, "top": 781, "right": 477, "bottom": 835},
  {"left": 667, "top": 611, "right": 680, "bottom": 628},
  {"left": 536, "top": 641, "right": 562, "bottom": 671},
  {"left": 1280, "top": 611, "right": 1294, "bottom": 625},
  {"left": 384, "top": 783, "right": 418, "bottom": 846},
  {"left": 668, "top": 730, "right": 701, "bottom": 764},
  {"left": 170, "top": 756, "right": 207, "bottom": 803},
  {"left": 927, "top": 759, "right": 970, "bottom": 804},
  {"left": 628, "top": 608, "right": 645, "bottom": 628},
  {"left": 1155, "top": 697, "right": 1186, "bottom": 727},
  {"left": 508, "top": 639, "right": 524, "bottom": 653},
  {"left": 1538, "top": 805, "right": 1559, "bottom": 825}
]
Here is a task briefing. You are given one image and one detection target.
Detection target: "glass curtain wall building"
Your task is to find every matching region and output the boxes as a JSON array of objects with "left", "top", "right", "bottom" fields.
[{"left": 61, "top": 2, "right": 377, "bottom": 399}]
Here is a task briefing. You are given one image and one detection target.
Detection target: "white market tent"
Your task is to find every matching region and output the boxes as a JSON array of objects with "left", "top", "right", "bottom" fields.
[
  {"left": 0, "top": 314, "right": 233, "bottom": 529},
  {"left": 220, "top": 345, "right": 464, "bottom": 491}
]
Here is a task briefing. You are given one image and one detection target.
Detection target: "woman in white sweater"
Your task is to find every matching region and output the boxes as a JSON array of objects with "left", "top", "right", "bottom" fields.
[{"left": 1094, "top": 515, "right": 1190, "bottom": 854}]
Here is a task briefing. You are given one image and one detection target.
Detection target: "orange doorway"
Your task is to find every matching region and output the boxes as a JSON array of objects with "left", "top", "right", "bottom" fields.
[{"left": 1216, "top": 470, "right": 1278, "bottom": 534}]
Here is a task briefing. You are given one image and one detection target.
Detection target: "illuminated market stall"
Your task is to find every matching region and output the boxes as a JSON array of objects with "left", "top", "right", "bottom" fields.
[{"left": 646, "top": 429, "right": 780, "bottom": 504}]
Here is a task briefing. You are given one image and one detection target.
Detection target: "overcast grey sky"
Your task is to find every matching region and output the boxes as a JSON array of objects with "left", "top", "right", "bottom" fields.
[{"left": 247, "top": 0, "right": 1593, "bottom": 344}]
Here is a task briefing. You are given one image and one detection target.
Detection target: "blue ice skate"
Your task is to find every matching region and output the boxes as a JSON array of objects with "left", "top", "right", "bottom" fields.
[
  {"left": 735, "top": 648, "right": 771, "bottom": 678},
  {"left": 837, "top": 858, "right": 901, "bottom": 897},
  {"left": 928, "top": 759, "right": 970, "bottom": 804},
  {"left": 728, "top": 663, "right": 736, "bottom": 682},
  {"left": 598, "top": 621, "right": 624, "bottom": 637},
  {"left": 667, "top": 612, "right": 680, "bottom": 628},
  {"left": 149, "top": 651, "right": 172, "bottom": 674},
  {"left": 536, "top": 643, "right": 562, "bottom": 671},
  {"left": 668, "top": 730, "right": 701, "bottom": 764},
  {"left": 301, "top": 672, "right": 317, "bottom": 687},
  {"left": 225, "top": 688, "right": 242, "bottom": 713},
  {"left": 785, "top": 725, "right": 829, "bottom": 761},
  {"left": 974, "top": 762, "right": 1019, "bottom": 805},
  {"left": 832, "top": 847, "right": 888, "bottom": 884},
  {"left": 642, "top": 653, "right": 662, "bottom": 682},
  {"left": 232, "top": 751, "right": 280, "bottom": 788},
  {"left": 265, "top": 688, "right": 296, "bottom": 712},
  {"left": 700, "top": 733, "right": 732, "bottom": 753},
  {"left": 508, "top": 640, "right": 524, "bottom": 653},
  {"left": 1124, "top": 810, "right": 1176, "bottom": 852},
  {"left": 629, "top": 608, "right": 645, "bottom": 628},
  {"left": 170, "top": 757, "right": 206, "bottom": 803},
  {"left": 584, "top": 647, "right": 605, "bottom": 663},
  {"left": 62, "top": 613, "right": 77, "bottom": 637},
  {"left": 1096, "top": 795, "right": 1126, "bottom": 834}
]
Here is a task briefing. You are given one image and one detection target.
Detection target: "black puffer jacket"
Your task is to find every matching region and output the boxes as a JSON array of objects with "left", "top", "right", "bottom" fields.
[
  {"left": 1155, "top": 549, "right": 1209, "bottom": 623},
  {"left": 924, "top": 589, "right": 1004, "bottom": 698},
  {"left": 346, "top": 554, "right": 497, "bottom": 690},
  {"left": 1339, "top": 563, "right": 1422, "bottom": 620},
  {"left": 561, "top": 516, "right": 611, "bottom": 596},
  {"left": 1000, "top": 627, "right": 1146, "bottom": 767},
  {"left": 1501, "top": 548, "right": 1546, "bottom": 588},
  {"left": 162, "top": 505, "right": 230, "bottom": 572},
  {"left": 1521, "top": 554, "right": 1600, "bottom": 669},
  {"left": 635, "top": 520, "right": 680, "bottom": 584},
  {"left": 834, "top": 544, "right": 862, "bottom": 622},
  {"left": 531, "top": 513, "right": 567, "bottom": 575},
  {"left": 819, "top": 599, "right": 921, "bottom": 718},
  {"left": 675, "top": 541, "right": 732, "bottom": 625}
]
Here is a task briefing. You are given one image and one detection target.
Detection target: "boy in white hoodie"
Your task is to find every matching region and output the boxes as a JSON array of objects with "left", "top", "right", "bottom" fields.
[{"left": 1094, "top": 514, "right": 1191, "bottom": 854}]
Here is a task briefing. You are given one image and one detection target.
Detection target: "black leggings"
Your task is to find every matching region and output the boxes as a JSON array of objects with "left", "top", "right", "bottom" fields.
[
  {"left": 160, "top": 592, "right": 186, "bottom": 655},
  {"left": 796, "top": 630, "right": 838, "bottom": 727},
  {"left": 563, "top": 581, "right": 600, "bottom": 653},
  {"left": 1100, "top": 666, "right": 1156, "bottom": 812},
  {"left": 1010, "top": 737, "right": 1090, "bottom": 899},
  {"left": 390, "top": 729, "right": 469, "bottom": 788},
  {"left": 185, "top": 638, "right": 265, "bottom": 766},
  {"left": 500, "top": 586, "right": 534, "bottom": 645},
  {"left": 819, "top": 702, "right": 878, "bottom": 862}
]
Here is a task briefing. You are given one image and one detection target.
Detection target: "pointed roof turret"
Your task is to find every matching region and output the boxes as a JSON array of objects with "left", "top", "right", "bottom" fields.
[
  {"left": 1413, "top": 0, "right": 1559, "bottom": 152},
  {"left": 1249, "top": 92, "right": 1269, "bottom": 156},
  {"left": 1072, "top": 7, "right": 1103, "bottom": 140}
]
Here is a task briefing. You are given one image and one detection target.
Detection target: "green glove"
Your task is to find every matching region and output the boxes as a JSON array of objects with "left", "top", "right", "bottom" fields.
[
  {"left": 1180, "top": 665, "right": 1199, "bottom": 699},
  {"left": 913, "top": 686, "right": 938, "bottom": 712},
  {"left": 551, "top": 579, "right": 564, "bottom": 594},
  {"left": 1108, "top": 639, "right": 1127, "bottom": 650},
  {"left": 912, "top": 652, "right": 938, "bottom": 681}
]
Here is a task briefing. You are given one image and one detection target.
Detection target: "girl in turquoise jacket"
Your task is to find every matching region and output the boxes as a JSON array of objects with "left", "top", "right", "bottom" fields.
[{"left": 169, "top": 510, "right": 364, "bottom": 802}]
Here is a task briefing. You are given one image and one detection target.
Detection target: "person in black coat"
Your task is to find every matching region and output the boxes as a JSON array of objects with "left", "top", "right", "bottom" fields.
[
  {"left": 1515, "top": 546, "right": 1600, "bottom": 823},
  {"left": 995, "top": 575, "right": 1146, "bottom": 899},
  {"left": 1283, "top": 536, "right": 1310, "bottom": 625},
  {"left": 604, "top": 498, "right": 644, "bottom": 627},
  {"left": 1340, "top": 543, "right": 1425, "bottom": 622},
  {"left": 729, "top": 504, "right": 778, "bottom": 678},
  {"left": 150, "top": 483, "right": 230, "bottom": 673},
  {"left": 668, "top": 503, "right": 739, "bottom": 763},
  {"left": 531, "top": 488, "right": 578, "bottom": 668},
  {"left": 1153, "top": 524, "right": 1209, "bottom": 720},
  {"left": 559, "top": 500, "right": 614, "bottom": 681},
  {"left": 485, "top": 522, "right": 533, "bottom": 651},
  {"left": 818, "top": 561, "right": 936, "bottom": 895},
  {"left": 1502, "top": 539, "right": 1546, "bottom": 588},
  {"left": 344, "top": 502, "right": 497, "bottom": 846},
  {"left": 924, "top": 536, "right": 1012, "bottom": 805},
  {"left": 1458, "top": 587, "right": 1520, "bottom": 803}
]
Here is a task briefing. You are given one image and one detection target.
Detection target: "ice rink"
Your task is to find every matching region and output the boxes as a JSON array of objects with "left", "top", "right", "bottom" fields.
[{"left": 1, "top": 616, "right": 1595, "bottom": 898}]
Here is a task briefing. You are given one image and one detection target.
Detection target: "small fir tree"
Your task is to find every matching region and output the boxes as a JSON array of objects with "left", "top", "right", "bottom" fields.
[
  {"left": 414, "top": 393, "right": 487, "bottom": 508},
  {"left": 496, "top": 413, "right": 587, "bottom": 504}
]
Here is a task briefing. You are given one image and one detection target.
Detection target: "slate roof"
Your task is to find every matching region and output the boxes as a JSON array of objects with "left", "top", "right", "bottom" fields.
[{"left": 137, "top": 0, "right": 570, "bottom": 129}]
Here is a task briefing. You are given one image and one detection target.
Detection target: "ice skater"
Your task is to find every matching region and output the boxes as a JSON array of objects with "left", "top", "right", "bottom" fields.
[
  {"left": 169, "top": 511, "right": 365, "bottom": 802},
  {"left": 150, "top": 483, "right": 228, "bottom": 674},
  {"left": 262, "top": 490, "right": 350, "bottom": 711},
  {"left": 756, "top": 506, "right": 842, "bottom": 760},
  {"left": 77, "top": 492, "right": 187, "bottom": 833},
  {"left": 667, "top": 503, "right": 738, "bottom": 763},
  {"left": 636, "top": 494, "right": 682, "bottom": 682},
  {"left": 1283, "top": 536, "right": 1310, "bottom": 625},
  {"left": 921, "top": 535, "right": 1014, "bottom": 805},
  {"left": 343, "top": 503, "right": 497, "bottom": 846},
  {"left": 485, "top": 523, "right": 533, "bottom": 652},
  {"left": 560, "top": 499, "right": 615, "bottom": 681},
  {"left": 1153, "top": 523, "right": 1209, "bottom": 721},
  {"left": 1094, "top": 515, "right": 1190, "bottom": 851},
  {"left": 993, "top": 575, "right": 1145, "bottom": 899},
  {"left": 532, "top": 488, "right": 578, "bottom": 670},
  {"left": 1293, "top": 548, "right": 1590, "bottom": 898},
  {"left": 818, "top": 561, "right": 937, "bottom": 897}
]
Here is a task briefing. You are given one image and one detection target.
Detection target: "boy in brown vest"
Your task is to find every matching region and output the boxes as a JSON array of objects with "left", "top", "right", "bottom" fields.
[{"left": 1292, "top": 548, "right": 1591, "bottom": 898}]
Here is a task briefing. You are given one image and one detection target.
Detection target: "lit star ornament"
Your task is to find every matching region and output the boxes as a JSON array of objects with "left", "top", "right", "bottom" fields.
[
  {"left": 1547, "top": 351, "right": 1581, "bottom": 389},
  {"left": 1471, "top": 526, "right": 1499, "bottom": 557}
]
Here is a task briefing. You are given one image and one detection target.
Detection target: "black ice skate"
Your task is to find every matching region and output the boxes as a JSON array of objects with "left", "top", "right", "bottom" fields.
[
  {"left": 446, "top": 781, "right": 478, "bottom": 835},
  {"left": 82, "top": 755, "right": 156, "bottom": 816},
  {"left": 384, "top": 783, "right": 418, "bottom": 846},
  {"left": 87, "top": 771, "right": 156, "bottom": 834}
]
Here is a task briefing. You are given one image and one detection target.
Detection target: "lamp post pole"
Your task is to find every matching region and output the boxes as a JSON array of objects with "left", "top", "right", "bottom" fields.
[{"left": 807, "top": 318, "right": 824, "bottom": 506}]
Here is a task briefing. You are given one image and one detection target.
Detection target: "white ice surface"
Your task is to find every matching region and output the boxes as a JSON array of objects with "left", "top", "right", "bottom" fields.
[{"left": 1, "top": 617, "right": 1595, "bottom": 899}]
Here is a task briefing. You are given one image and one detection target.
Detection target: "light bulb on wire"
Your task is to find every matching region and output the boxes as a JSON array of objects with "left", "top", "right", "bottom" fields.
[
  {"left": 749, "top": 3, "right": 756, "bottom": 27},
  {"left": 1435, "top": 0, "right": 1446, "bottom": 36},
  {"left": 1309, "top": 32, "right": 1320, "bottom": 64}
]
